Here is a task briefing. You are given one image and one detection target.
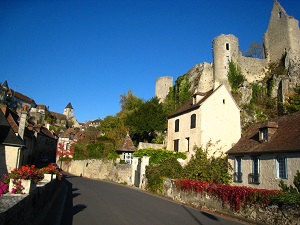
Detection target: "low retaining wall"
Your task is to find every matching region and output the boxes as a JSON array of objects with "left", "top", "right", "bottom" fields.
[
  {"left": 61, "top": 159, "right": 132, "bottom": 184},
  {"left": 162, "top": 179, "right": 300, "bottom": 225},
  {"left": 0, "top": 180, "right": 67, "bottom": 225}
]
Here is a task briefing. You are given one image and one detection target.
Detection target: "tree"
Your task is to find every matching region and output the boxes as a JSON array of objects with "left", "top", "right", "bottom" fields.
[
  {"left": 119, "top": 90, "right": 143, "bottom": 113},
  {"left": 125, "top": 97, "right": 167, "bottom": 143},
  {"left": 244, "top": 41, "right": 263, "bottom": 59}
]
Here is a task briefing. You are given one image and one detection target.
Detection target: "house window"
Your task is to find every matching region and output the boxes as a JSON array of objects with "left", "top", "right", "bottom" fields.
[
  {"left": 175, "top": 119, "right": 179, "bottom": 132},
  {"left": 226, "top": 56, "right": 230, "bottom": 64},
  {"left": 226, "top": 43, "right": 229, "bottom": 50},
  {"left": 234, "top": 157, "right": 242, "bottom": 182},
  {"left": 174, "top": 139, "right": 179, "bottom": 152},
  {"left": 249, "top": 156, "right": 260, "bottom": 184},
  {"left": 190, "top": 114, "right": 196, "bottom": 129},
  {"left": 276, "top": 156, "right": 287, "bottom": 179},
  {"left": 185, "top": 137, "right": 190, "bottom": 152}
]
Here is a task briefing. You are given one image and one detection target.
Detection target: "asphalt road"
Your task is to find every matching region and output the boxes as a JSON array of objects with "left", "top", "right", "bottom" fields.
[{"left": 60, "top": 173, "right": 248, "bottom": 225}]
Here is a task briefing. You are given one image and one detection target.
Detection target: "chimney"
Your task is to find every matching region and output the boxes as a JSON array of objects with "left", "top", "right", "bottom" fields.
[{"left": 18, "top": 105, "right": 28, "bottom": 139}]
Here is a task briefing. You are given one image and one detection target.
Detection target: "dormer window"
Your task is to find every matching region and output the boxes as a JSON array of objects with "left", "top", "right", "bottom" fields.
[
  {"left": 258, "top": 121, "right": 278, "bottom": 143},
  {"left": 260, "top": 129, "right": 268, "bottom": 142},
  {"left": 193, "top": 96, "right": 197, "bottom": 105}
]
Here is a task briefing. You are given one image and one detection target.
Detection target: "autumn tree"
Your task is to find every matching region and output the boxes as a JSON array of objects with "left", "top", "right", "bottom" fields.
[{"left": 284, "top": 86, "right": 300, "bottom": 114}]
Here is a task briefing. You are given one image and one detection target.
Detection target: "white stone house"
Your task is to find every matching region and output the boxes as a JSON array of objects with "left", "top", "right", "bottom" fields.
[
  {"left": 227, "top": 112, "right": 300, "bottom": 190},
  {"left": 166, "top": 84, "right": 241, "bottom": 160}
]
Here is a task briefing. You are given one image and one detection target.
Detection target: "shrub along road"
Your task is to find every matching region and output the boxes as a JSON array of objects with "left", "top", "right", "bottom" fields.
[{"left": 60, "top": 173, "right": 249, "bottom": 225}]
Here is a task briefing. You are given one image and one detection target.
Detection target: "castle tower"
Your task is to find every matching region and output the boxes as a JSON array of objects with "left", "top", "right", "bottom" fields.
[
  {"left": 155, "top": 76, "right": 173, "bottom": 103},
  {"left": 264, "top": 0, "right": 300, "bottom": 64},
  {"left": 213, "top": 34, "right": 239, "bottom": 90},
  {"left": 63, "top": 102, "right": 74, "bottom": 119}
]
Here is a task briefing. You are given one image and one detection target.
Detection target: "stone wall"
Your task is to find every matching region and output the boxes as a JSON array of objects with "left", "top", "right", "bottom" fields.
[
  {"left": 61, "top": 159, "right": 132, "bottom": 184},
  {"left": 137, "top": 142, "right": 164, "bottom": 150},
  {"left": 162, "top": 178, "right": 300, "bottom": 225},
  {"left": 0, "top": 180, "right": 67, "bottom": 225}
]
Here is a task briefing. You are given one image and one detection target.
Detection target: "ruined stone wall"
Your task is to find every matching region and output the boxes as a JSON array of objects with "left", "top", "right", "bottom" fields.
[
  {"left": 155, "top": 76, "right": 173, "bottom": 103},
  {"left": 237, "top": 54, "right": 267, "bottom": 83},
  {"left": 264, "top": 0, "right": 300, "bottom": 64}
]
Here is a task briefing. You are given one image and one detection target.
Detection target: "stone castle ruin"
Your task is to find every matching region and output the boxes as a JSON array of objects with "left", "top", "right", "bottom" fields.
[{"left": 156, "top": 0, "right": 300, "bottom": 105}]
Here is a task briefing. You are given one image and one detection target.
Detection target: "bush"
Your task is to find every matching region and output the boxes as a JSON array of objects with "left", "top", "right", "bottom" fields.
[
  {"left": 271, "top": 171, "right": 300, "bottom": 206},
  {"left": 182, "top": 146, "right": 232, "bottom": 184},
  {"left": 146, "top": 157, "right": 183, "bottom": 193}
]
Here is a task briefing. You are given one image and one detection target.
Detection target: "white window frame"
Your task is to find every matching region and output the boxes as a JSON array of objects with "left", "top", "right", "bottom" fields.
[{"left": 276, "top": 156, "right": 287, "bottom": 179}]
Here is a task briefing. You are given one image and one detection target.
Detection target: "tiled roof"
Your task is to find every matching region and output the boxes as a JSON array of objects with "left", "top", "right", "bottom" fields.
[
  {"left": 116, "top": 133, "right": 136, "bottom": 152},
  {"left": 8, "top": 89, "right": 36, "bottom": 105},
  {"left": 0, "top": 110, "right": 24, "bottom": 147},
  {"left": 50, "top": 111, "right": 66, "bottom": 120},
  {"left": 65, "top": 102, "right": 73, "bottom": 109},
  {"left": 168, "top": 89, "right": 214, "bottom": 119},
  {"left": 33, "top": 125, "right": 56, "bottom": 139},
  {"left": 227, "top": 111, "right": 300, "bottom": 155}
]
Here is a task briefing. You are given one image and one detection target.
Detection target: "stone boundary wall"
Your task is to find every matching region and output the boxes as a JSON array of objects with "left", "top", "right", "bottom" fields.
[
  {"left": 0, "top": 180, "right": 67, "bottom": 225},
  {"left": 137, "top": 142, "right": 164, "bottom": 150},
  {"left": 61, "top": 159, "right": 133, "bottom": 185},
  {"left": 162, "top": 178, "right": 300, "bottom": 225}
]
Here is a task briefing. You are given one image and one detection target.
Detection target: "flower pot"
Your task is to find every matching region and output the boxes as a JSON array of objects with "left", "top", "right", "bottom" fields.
[
  {"left": 43, "top": 174, "right": 53, "bottom": 182},
  {"left": 9, "top": 179, "right": 36, "bottom": 194}
]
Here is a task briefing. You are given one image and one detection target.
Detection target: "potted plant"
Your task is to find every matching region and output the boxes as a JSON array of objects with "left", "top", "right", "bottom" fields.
[
  {"left": 9, "top": 165, "right": 44, "bottom": 194},
  {"left": 40, "top": 163, "right": 62, "bottom": 181}
]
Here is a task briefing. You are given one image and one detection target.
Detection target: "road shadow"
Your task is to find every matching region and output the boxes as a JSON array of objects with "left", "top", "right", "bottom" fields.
[
  {"left": 181, "top": 205, "right": 220, "bottom": 225},
  {"left": 60, "top": 178, "right": 87, "bottom": 225},
  {"left": 181, "top": 205, "right": 204, "bottom": 225}
]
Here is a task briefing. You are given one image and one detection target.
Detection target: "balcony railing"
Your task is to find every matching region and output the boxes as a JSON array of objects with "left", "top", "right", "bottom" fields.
[
  {"left": 233, "top": 172, "right": 243, "bottom": 182},
  {"left": 248, "top": 173, "right": 260, "bottom": 184}
]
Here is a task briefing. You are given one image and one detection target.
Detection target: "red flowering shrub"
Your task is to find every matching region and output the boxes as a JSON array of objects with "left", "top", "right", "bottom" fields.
[{"left": 175, "top": 179, "right": 280, "bottom": 211}]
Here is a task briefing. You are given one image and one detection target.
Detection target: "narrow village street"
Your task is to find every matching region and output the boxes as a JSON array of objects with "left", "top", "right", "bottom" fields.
[{"left": 60, "top": 173, "right": 249, "bottom": 225}]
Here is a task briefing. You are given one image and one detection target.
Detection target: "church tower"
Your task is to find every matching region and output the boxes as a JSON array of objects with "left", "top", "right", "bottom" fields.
[{"left": 63, "top": 102, "right": 74, "bottom": 119}]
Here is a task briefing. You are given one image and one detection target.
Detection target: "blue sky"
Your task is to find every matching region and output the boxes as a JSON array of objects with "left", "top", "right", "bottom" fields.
[{"left": 1, "top": 0, "right": 299, "bottom": 123}]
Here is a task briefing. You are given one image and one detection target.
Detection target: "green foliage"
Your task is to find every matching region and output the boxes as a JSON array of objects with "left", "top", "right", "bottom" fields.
[
  {"left": 163, "top": 75, "right": 193, "bottom": 115},
  {"left": 125, "top": 97, "right": 168, "bottom": 143},
  {"left": 227, "top": 61, "right": 245, "bottom": 92},
  {"left": 284, "top": 87, "right": 300, "bottom": 114},
  {"left": 182, "top": 146, "right": 232, "bottom": 184},
  {"left": 133, "top": 148, "right": 186, "bottom": 165},
  {"left": 73, "top": 136, "right": 118, "bottom": 160},
  {"left": 267, "top": 53, "right": 287, "bottom": 76},
  {"left": 119, "top": 89, "right": 143, "bottom": 113},
  {"left": 294, "top": 170, "right": 300, "bottom": 192},
  {"left": 44, "top": 110, "right": 56, "bottom": 125},
  {"left": 146, "top": 157, "right": 183, "bottom": 193},
  {"left": 271, "top": 171, "right": 300, "bottom": 206},
  {"left": 144, "top": 145, "right": 232, "bottom": 193},
  {"left": 246, "top": 83, "right": 277, "bottom": 122}
]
